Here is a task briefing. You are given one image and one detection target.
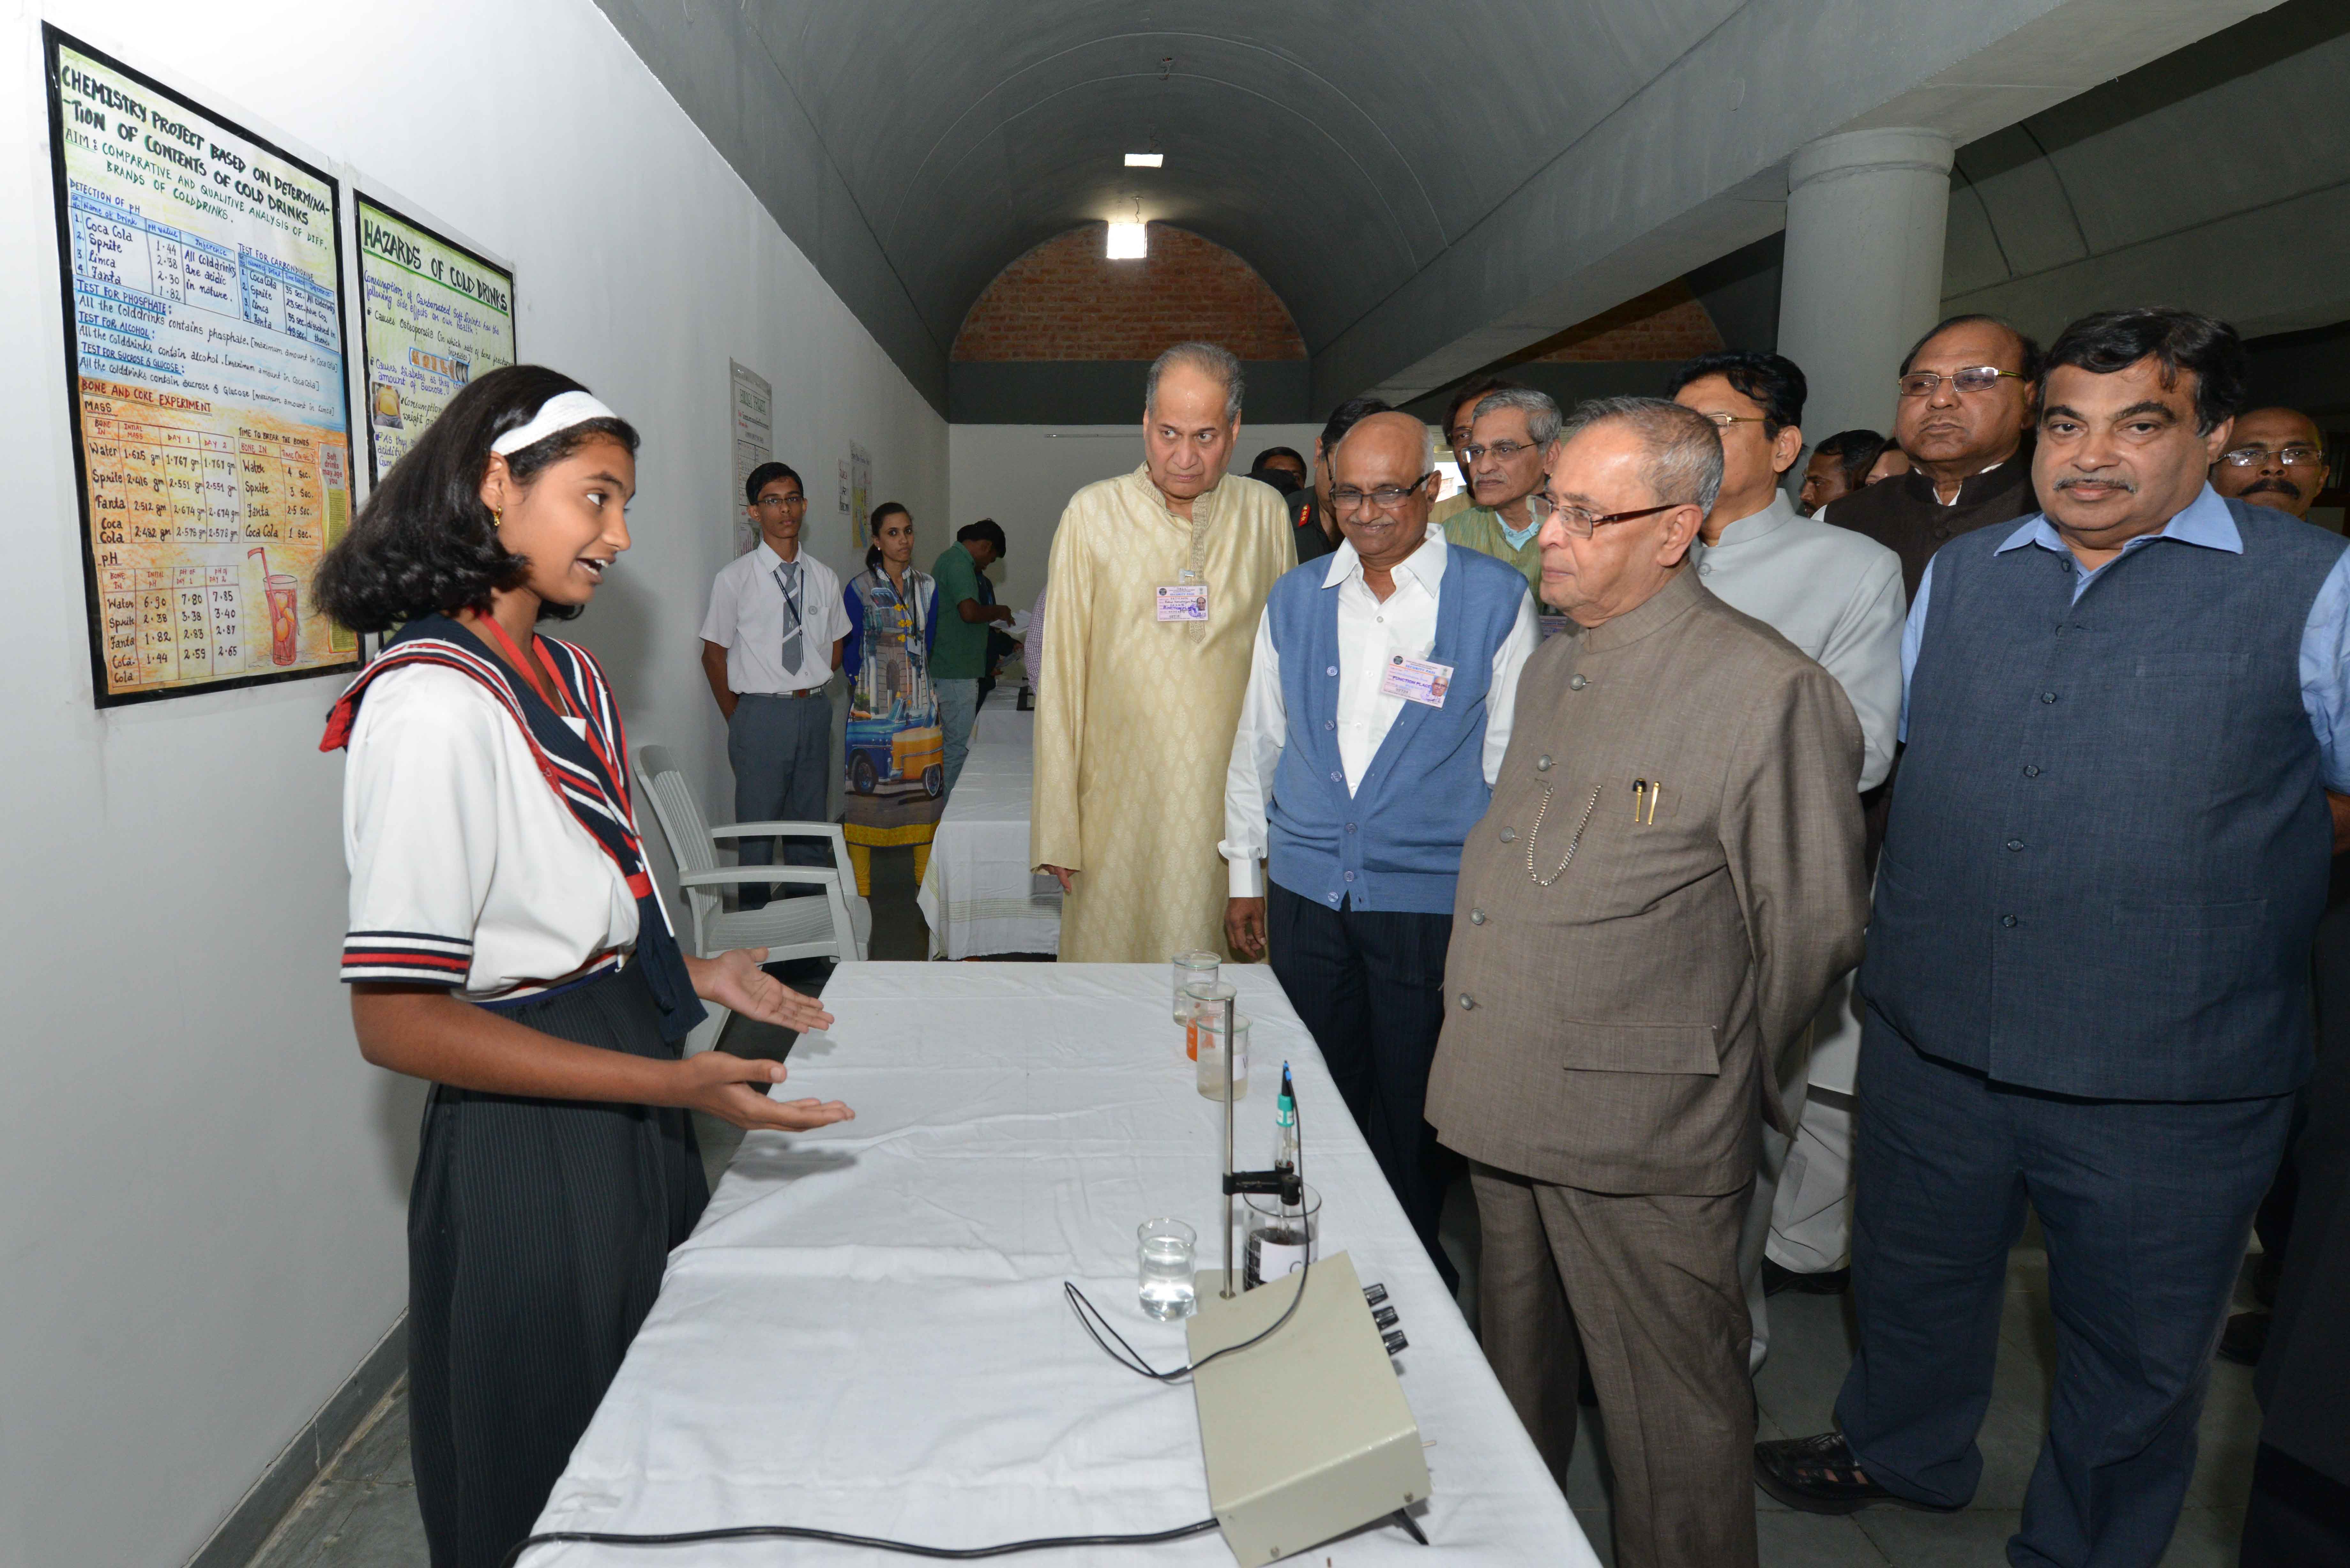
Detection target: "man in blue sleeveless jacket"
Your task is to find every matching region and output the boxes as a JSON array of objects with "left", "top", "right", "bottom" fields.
[
  {"left": 1759, "top": 309, "right": 2350, "bottom": 1568},
  {"left": 1222, "top": 410, "right": 1539, "bottom": 1287}
]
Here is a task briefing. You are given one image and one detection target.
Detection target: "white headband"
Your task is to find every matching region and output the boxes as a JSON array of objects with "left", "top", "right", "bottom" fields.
[{"left": 490, "top": 390, "right": 620, "bottom": 456}]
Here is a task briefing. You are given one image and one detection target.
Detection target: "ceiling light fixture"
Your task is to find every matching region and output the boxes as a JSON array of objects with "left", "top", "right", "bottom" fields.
[
  {"left": 1123, "top": 152, "right": 1163, "bottom": 168},
  {"left": 1106, "top": 220, "right": 1148, "bottom": 259}
]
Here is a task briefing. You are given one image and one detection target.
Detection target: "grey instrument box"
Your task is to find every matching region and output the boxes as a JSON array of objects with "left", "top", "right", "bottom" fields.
[{"left": 1186, "top": 1251, "right": 1429, "bottom": 1564}]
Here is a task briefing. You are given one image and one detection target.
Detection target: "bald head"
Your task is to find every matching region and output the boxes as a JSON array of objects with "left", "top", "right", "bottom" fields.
[
  {"left": 1331, "top": 411, "right": 1437, "bottom": 572},
  {"left": 2210, "top": 406, "right": 2325, "bottom": 519}
]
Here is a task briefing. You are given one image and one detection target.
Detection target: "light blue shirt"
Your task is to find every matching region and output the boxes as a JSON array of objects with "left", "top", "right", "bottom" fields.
[{"left": 1898, "top": 484, "right": 2350, "bottom": 790}]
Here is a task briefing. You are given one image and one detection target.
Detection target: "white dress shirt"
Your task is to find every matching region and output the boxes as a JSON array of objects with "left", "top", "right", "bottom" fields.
[
  {"left": 700, "top": 541, "right": 850, "bottom": 694},
  {"left": 1220, "top": 526, "right": 1540, "bottom": 896},
  {"left": 1691, "top": 490, "right": 1905, "bottom": 789}
]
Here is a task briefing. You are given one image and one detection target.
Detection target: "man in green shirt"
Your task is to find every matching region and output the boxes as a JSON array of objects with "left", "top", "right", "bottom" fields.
[
  {"left": 1444, "top": 387, "right": 1558, "bottom": 596},
  {"left": 929, "top": 518, "right": 1013, "bottom": 795}
]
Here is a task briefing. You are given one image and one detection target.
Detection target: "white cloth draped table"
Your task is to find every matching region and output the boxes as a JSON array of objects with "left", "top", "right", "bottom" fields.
[
  {"left": 916, "top": 738, "right": 1060, "bottom": 958},
  {"left": 529, "top": 963, "right": 1597, "bottom": 1566}
]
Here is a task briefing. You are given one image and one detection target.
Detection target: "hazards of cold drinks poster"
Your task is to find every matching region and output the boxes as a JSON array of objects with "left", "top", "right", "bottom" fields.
[
  {"left": 45, "top": 26, "right": 359, "bottom": 706},
  {"left": 356, "top": 196, "right": 516, "bottom": 484}
]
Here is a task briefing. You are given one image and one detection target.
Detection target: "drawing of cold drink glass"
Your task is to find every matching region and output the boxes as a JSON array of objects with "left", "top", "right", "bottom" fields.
[{"left": 264, "top": 574, "right": 299, "bottom": 665}]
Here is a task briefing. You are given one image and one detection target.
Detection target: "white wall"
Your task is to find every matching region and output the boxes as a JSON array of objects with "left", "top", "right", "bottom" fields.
[
  {"left": 0, "top": 4, "right": 943, "bottom": 1564},
  {"left": 947, "top": 423, "right": 1325, "bottom": 612}
]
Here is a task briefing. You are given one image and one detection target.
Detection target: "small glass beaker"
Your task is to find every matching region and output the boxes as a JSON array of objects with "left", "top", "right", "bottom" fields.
[
  {"left": 1194, "top": 1006, "right": 1249, "bottom": 1100},
  {"left": 1243, "top": 1184, "right": 1320, "bottom": 1290},
  {"left": 1137, "top": 1217, "right": 1197, "bottom": 1320},
  {"left": 1171, "top": 949, "right": 1220, "bottom": 1022},
  {"left": 1183, "top": 980, "right": 1237, "bottom": 1063}
]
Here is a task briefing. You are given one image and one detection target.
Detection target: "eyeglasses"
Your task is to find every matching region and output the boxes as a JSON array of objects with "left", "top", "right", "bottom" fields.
[
  {"left": 2220, "top": 445, "right": 2324, "bottom": 468},
  {"left": 1690, "top": 411, "right": 1767, "bottom": 429},
  {"left": 756, "top": 493, "right": 807, "bottom": 510},
  {"left": 1898, "top": 366, "right": 2024, "bottom": 397},
  {"left": 1329, "top": 474, "right": 1432, "bottom": 511},
  {"left": 1546, "top": 500, "right": 1687, "bottom": 539},
  {"left": 1459, "top": 439, "right": 1547, "bottom": 462}
]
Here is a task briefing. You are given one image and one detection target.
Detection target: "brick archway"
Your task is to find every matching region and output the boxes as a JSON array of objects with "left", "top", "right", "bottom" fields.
[{"left": 953, "top": 225, "right": 1306, "bottom": 362}]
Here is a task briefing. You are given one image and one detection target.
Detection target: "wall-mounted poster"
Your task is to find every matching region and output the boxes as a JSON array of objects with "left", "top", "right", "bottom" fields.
[
  {"left": 44, "top": 26, "right": 358, "bottom": 706},
  {"left": 849, "top": 441, "right": 873, "bottom": 549},
  {"left": 730, "top": 360, "right": 771, "bottom": 555},
  {"left": 356, "top": 195, "right": 515, "bottom": 485}
]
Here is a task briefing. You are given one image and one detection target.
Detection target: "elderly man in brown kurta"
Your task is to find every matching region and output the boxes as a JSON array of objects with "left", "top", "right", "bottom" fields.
[{"left": 1425, "top": 397, "right": 1868, "bottom": 1568}]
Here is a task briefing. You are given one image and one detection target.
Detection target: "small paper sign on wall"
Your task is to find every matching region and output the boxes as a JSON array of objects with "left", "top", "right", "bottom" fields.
[{"left": 730, "top": 360, "right": 772, "bottom": 556}]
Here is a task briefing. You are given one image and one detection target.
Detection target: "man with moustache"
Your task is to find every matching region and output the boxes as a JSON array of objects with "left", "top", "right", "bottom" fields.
[
  {"left": 2207, "top": 404, "right": 2338, "bottom": 1370},
  {"left": 1285, "top": 397, "right": 1394, "bottom": 564},
  {"left": 1760, "top": 309, "right": 2350, "bottom": 1568},
  {"left": 1222, "top": 411, "right": 1537, "bottom": 1287},
  {"left": 1823, "top": 314, "right": 2043, "bottom": 599},
  {"left": 1032, "top": 342, "right": 1296, "bottom": 961},
  {"left": 1433, "top": 374, "right": 1525, "bottom": 529},
  {"left": 1429, "top": 397, "right": 1868, "bottom": 1567},
  {"left": 2210, "top": 406, "right": 2328, "bottom": 521},
  {"left": 1445, "top": 388, "right": 1559, "bottom": 595}
]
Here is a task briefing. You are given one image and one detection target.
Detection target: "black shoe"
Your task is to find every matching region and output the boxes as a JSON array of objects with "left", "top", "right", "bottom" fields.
[
  {"left": 1754, "top": 1433, "right": 1960, "bottom": 1516},
  {"left": 1762, "top": 1259, "right": 1851, "bottom": 1296},
  {"left": 2218, "top": 1309, "right": 2271, "bottom": 1367}
]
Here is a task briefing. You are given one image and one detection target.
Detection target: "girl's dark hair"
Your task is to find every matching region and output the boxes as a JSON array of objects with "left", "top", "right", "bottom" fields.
[
  {"left": 315, "top": 365, "right": 640, "bottom": 630},
  {"left": 864, "top": 502, "right": 911, "bottom": 571}
]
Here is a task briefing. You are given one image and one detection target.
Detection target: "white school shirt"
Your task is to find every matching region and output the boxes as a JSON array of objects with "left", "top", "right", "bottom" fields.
[
  {"left": 700, "top": 541, "right": 850, "bottom": 695},
  {"left": 342, "top": 664, "right": 638, "bottom": 1000},
  {"left": 1220, "top": 527, "right": 1541, "bottom": 897}
]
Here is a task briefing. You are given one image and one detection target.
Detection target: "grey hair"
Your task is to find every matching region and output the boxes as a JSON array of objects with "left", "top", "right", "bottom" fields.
[
  {"left": 1559, "top": 396, "right": 1724, "bottom": 515},
  {"left": 1471, "top": 386, "right": 1562, "bottom": 448},
  {"left": 1144, "top": 341, "right": 1245, "bottom": 425},
  {"left": 1331, "top": 412, "right": 1437, "bottom": 479}
]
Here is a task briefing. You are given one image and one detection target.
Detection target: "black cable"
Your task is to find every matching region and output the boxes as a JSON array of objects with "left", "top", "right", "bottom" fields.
[
  {"left": 499, "top": 1516, "right": 1220, "bottom": 1567},
  {"left": 1064, "top": 1097, "right": 1312, "bottom": 1382}
]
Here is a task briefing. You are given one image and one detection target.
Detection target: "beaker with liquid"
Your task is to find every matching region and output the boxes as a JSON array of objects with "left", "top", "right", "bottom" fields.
[{"left": 1193, "top": 1006, "right": 1249, "bottom": 1101}]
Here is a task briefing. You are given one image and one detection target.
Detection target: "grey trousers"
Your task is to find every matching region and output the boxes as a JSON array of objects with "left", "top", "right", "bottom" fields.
[
  {"left": 726, "top": 693, "right": 832, "bottom": 909},
  {"left": 1470, "top": 1162, "right": 1756, "bottom": 1568}
]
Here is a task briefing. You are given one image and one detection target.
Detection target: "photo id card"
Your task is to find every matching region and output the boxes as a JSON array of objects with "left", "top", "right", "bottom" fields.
[
  {"left": 1156, "top": 584, "right": 1209, "bottom": 622},
  {"left": 1381, "top": 654, "right": 1454, "bottom": 707}
]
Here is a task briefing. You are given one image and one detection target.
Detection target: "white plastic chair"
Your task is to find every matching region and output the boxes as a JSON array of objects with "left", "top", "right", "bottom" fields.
[{"left": 634, "top": 743, "right": 871, "bottom": 1052}]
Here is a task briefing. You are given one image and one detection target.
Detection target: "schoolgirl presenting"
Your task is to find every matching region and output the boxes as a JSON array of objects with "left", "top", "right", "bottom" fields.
[{"left": 315, "top": 366, "right": 853, "bottom": 1568}]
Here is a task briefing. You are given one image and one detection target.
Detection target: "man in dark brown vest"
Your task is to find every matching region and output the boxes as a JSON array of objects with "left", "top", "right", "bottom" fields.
[{"left": 1822, "top": 313, "right": 2043, "bottom": 599}]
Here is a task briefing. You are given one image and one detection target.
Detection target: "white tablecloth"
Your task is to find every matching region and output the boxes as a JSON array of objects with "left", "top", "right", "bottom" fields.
[
  {"left": 530, "top": 963, "right": 1595, "bottom": 1567},
  {"left": 970, "top": 702, "right": 1034, "bottom": 746},
  {"left": 916, "top": 739, "right": 1060, "bottom": 958}
]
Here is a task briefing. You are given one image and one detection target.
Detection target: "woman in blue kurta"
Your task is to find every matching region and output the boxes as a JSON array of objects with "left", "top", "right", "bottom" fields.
[{"left": 312, "top": 366, "right": 853, "bottom": 1568}]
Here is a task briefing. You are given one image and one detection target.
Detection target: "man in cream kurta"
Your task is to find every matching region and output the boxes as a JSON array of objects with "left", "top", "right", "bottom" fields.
[{"left": 1033, "top": 344, "right": 1296, "bottom": 962}]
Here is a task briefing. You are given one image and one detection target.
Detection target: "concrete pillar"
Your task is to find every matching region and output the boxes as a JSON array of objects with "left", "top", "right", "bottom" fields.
[{"left": 1775, "top": 128, "right": 1955, "bottom": 445}]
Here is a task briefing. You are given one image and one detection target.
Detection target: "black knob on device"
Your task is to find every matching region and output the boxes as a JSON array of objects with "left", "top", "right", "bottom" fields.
[
  {"left": 1383, "top": 1330, "right": 1408, "bottom": 1355},
  {"left": 1362, "top": 1282, "right": 1389, "bottom": 1306}
]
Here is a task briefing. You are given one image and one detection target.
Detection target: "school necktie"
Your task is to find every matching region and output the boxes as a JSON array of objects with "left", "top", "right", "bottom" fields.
[{"left": 772, "top": 559, "right": 803, "bottom": 677}]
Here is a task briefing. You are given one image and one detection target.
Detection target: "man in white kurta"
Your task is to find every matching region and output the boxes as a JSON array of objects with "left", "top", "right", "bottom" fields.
[{"left": 1033, "top": 344, "right": 1296, "bottom": 962}]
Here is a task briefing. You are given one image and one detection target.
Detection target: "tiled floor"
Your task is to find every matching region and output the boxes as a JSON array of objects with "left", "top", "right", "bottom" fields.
[{"left": 246, "top": 847, "right": 2267, "bottom": 1566}]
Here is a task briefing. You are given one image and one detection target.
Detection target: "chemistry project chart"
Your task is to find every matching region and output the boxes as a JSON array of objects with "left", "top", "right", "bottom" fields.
[
  {"left": 357, "top": 195, "right": 516, "bottom": 485},
  {"left": 46, "top": 26, "right": 359, "bottom": 705}
]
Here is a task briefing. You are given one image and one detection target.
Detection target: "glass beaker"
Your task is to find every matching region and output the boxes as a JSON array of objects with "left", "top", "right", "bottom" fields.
[
  {"left": 1182, "top": 981, "right": 1237, "bottom": 1063},
  {"left": 1194, "top": 1006, "right": 1249, "bottom": 1101},
  {"left": 1171, "top": 949, "right": 1219, "bottom": 1022},
  {"left": 1137, "top": 1217, "right": 1197, "bottom": 1320},
  {"left": 1243, "top": 1184, "right": 1320, "bottom": 1290}
]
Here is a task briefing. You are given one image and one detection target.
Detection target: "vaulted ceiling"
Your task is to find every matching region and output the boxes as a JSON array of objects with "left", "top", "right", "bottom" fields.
[{"left": 595, "top": 0, "right": 2282, "bottom": 414}]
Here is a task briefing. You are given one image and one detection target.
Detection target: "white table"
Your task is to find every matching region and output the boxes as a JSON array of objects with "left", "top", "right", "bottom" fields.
[
  {"left": 970, "top": 701, "right": 1034, "bottom": 746},
  {"left": 530, "top": 963, "right": 1596, "bottom": 1567},
  {"left": 916, "top": 738, "right": 1060, "bottom": 958}
]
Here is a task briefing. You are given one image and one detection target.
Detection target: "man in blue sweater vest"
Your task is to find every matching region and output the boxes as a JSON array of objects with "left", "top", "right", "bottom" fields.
[
  {"left": 1759, "top": 309, "right": 2350, "bottom": 1567},
  {"left": 1221, "top": 411, "right": 1539, "bottom": 1287}
]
